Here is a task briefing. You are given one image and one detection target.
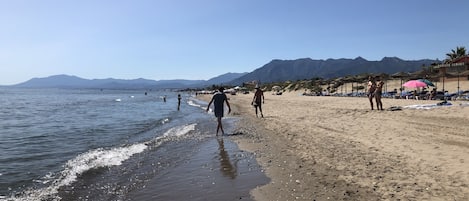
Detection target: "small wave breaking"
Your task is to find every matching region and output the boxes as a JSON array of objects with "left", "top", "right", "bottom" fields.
[{"left": 3, "top": 123, "right": 197, "bottom": 201}]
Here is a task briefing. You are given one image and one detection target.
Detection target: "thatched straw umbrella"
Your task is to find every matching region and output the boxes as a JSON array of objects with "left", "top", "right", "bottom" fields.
[
  {"left": 439, "top": 71, "right": 451, "bottom": 92},
  {"left": 391, "top": 72, "right": 409, "bottom": 79},
  {"left": 408, "top": 70, "right": 427, "bottom": 80},
  {"left": 355, "top": 74, "right": 370, "bottom": 95},
  {"left": 391, "top": 72, "right": 410, "bottom": 95},
  {"left": 375, "top": 73, "right": 390, "bottom": 93},
  {"left": 341, "top": 76, "right": 354, "bottom": 95}
]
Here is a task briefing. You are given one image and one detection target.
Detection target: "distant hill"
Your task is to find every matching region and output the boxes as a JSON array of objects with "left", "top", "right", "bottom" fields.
[
  {"left": 11, "top": 73, "right": 246, "bottom": 89},
  {"left": 203, "top": 72, "right": 248, "bottom": 86},
  {"left": 10, "top": 57, "right": 440, "bottom": 89},
  {"left": 230, "top": 57, "right": 439, "bottom": 85}
]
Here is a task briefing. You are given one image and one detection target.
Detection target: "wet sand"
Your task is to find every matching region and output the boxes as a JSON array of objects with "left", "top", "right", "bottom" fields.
[
  {"left": 125, "top": 123, "right": 269, "bottom": 201},
  {"left": 199, "top": 84, "right": 469, "bottom": 200}
]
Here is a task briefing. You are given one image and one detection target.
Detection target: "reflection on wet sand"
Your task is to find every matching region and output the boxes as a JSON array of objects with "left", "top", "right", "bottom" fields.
[{"left": 217, "top": 137, "right": 237, "bottom": 179}]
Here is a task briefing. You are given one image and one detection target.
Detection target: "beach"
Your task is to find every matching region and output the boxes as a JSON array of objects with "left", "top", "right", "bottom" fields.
[
  {"left": 199, "top": 83, "right": 469, "bottom": 200},
  {"left": 1, "top": 89, "right": 270, "bottom": 201}
]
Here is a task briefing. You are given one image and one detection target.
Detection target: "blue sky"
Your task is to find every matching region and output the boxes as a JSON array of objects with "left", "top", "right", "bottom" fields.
[{"left": 1, "top": 0, "right": 468, "bottom": 85}]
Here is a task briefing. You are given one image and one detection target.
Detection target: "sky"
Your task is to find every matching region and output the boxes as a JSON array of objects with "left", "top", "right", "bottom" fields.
[{"left": 1, "top": 0, "right": 469, "bottom": 85}]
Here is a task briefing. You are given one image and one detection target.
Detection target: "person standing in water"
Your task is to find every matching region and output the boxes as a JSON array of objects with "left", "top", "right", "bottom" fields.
[
  {"left": 367, "top": 76, "right": 376, "bottom": 110},
  {"left": 252, "top": 86, "right": 264, "bottom": 117},
  {"left": 177, "top": 94, "right": 182, "bottom": 111},
  {"left": 206, "top": 87, "right": 231, "bottom": 135}
]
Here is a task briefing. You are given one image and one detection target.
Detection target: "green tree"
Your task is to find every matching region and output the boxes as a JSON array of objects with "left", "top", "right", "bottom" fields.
[{"left": 445, "top": 46, "right": 467, "bottom": 63}]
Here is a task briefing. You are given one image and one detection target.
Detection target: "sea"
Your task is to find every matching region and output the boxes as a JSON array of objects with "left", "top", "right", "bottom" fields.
[{"left": 0, "top": 88, "right": 268, "bottom": 201}]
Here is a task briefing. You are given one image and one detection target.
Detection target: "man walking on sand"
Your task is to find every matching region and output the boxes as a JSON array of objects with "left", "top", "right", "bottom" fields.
[
  {"left": 206, "top": 87, "right": 231, "bottom": 135},
  {"left": 252, "top": 85, "right": 264, "bottom": 118}
]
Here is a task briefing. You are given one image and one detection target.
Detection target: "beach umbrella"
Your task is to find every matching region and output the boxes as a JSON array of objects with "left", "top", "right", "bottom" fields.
[
  {"left": 409, "top": 70, "right": 426, "bottom": 79},
  {"left": 271, "top": 86, "right": 281, "bottom": 91},
  {"left": 402, "top": 80, "right": 427, "bottom": 88},
  {"left": 391, "top": 72, "right": 410, "bottom": 79},
  {"left": 392, "top": 72, "right": 410, "bottom": 94},
  {"left": 418, "top": 79, "right": 435, "bottom": 87}
]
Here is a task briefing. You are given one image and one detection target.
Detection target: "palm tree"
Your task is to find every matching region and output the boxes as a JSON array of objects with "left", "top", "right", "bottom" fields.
[
  {"left": 445, "top": 46, "right": 467, "bottom": 63},
  {"left": 444, "top": 46, "right": 467, "bottom": 94}
]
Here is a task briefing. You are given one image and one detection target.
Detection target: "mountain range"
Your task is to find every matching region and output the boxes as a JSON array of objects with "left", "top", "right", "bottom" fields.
[
  {"left": 229, "top": 57, "right": 438, "bottom": 85},
  {"left": 12, "top": 73, "right": 248, "bottom": 89},
  {"left": 10, "top": 57, "right": 438, "bottom": 89}
]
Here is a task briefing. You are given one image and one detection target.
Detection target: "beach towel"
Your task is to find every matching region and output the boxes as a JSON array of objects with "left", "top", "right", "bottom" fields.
[{"left": 403, "top": 101, "right": 453, "bottom": 110}]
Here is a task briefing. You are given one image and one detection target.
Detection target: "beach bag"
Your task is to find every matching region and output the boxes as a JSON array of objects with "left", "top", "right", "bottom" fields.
[{"left": 252, "top": 101, "right": 258, "bottom": 106}]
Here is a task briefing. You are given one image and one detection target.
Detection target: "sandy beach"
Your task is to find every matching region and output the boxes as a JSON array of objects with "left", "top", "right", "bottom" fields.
[{"left": 199, "top": 81, "right": 469, "bottom": 200}]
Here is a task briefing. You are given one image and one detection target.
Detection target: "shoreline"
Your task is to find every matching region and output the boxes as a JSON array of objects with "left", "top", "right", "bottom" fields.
[
  {"left": 227, "top": 94, "right": 380, "bottom": 200},
  {"left": 200, "top": 90, "right": 469, "bottom": 200}
]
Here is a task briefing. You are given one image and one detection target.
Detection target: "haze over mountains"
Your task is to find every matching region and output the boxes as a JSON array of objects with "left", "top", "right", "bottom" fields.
[{"left": 10, "top": 57, "right": 438, "bottom": 89}]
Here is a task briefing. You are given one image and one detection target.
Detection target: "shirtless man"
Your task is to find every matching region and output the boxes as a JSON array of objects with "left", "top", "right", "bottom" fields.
[
  {"left": 375, "top": 77, "right": 384, "bottom": 110},
  {"left": 367, "top": 76, "right": 377, "bottom": 110}
]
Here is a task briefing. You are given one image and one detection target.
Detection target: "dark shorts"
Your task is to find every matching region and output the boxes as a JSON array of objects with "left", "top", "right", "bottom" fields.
[{"left": 214, "top": 107, "right": 224, "bottom": 118}]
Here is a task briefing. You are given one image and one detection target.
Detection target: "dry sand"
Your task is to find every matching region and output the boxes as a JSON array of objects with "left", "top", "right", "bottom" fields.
[
  {"left": 328, "top": 79, "right": 468, "bottom": 96},
  {"left": 199, "top": 81, "right": 469, "bottom": 200}
]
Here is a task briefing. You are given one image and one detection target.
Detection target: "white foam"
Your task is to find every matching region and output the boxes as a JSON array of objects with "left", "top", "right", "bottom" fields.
[
  {"left": 187, "top": 100, "right": 201, "bottom": 108},
  {"left": 163, "top": 123, "right": 196, "bottom": 137},
  {"left": 6, "top": 123, "right": 197, "bottom": 201},
  {"left": 59, "top": 144, "right": 147, "bottom": 187},
  {"left": 8, "top": 144, "right": 147, "bottom": 201},
  {"left": 187, "top": 98, "right": 209, "bottom": 111}
]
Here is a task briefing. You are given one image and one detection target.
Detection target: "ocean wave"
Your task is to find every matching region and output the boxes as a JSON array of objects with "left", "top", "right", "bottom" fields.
[
  {"left": 163, "top": 123, "right": 196, "bottom": 138},
  {"left": 3, "top": 123, "right": 197, "bottom": 201},
  {"left": 187, "top": 98, "right": 207, "bottom": 110}
]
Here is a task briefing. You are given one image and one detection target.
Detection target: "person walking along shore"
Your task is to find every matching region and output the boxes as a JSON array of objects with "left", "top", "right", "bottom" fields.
[{"left": 206, "top": 87, "right": 231, "bottom": 135}]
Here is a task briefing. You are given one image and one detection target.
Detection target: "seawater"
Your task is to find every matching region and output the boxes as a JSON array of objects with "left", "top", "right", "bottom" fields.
[{"left": 0, "top": 88, "right": 242, "bottom": 200}]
